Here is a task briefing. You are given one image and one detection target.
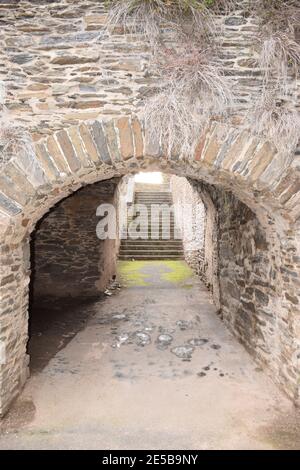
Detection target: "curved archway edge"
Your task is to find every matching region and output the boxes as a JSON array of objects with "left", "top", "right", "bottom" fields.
[{"left": 0, "top": 117, "right": 299, "bottom": 414}]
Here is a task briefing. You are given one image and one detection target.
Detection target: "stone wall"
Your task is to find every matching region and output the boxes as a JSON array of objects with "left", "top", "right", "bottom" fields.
[
  {"left": 188, "top": 180, "right": 220, "bottom": 310},
  {"left": 171, "top": 174, "right": 300, "bottom": 403},
  {"left": 32, "top": 177, "right": 120, "bottom": 299},
  {"left": 0, "top": 0, "right": 152, "bottom": 139},
  {"left": 190, "top": 180, "right": 300, "bottom": 402},
  {"left": 0, "top": 0, "right": 298, "bottom": 142},
  {"left": 170, "top": 175, "right": 206, "bottom": 274}
]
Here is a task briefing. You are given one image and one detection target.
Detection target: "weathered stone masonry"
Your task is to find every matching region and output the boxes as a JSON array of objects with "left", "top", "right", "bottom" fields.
[
  {"left": 191, "top": 182, "right": 289, "bottom": 385},
  {"left": 0, "top": 0, "right": 299, "bottom": 415},
  {"left": 32, "top": 178, "right": 120, "bottom": 299},
  {"left": 171, "top": 177, "right": 220, "bottom": 308},
  {"left": 0, "top": 115, "right": 299, "bottom": 415},
  {"left": 170, "top": 176, "right": 206, "bottom": 275},
  {"left": 1, "top": 0, "right": 298, "bottom": 136}
]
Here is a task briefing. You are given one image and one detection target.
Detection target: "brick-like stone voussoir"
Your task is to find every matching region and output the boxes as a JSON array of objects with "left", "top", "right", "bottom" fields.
[
  {"left": 201, "top": 123, "right": 230, "bottom": 165},
  {"left": 0, "top": 173, "right": 28, "bottom": 208},
  {"left": 90, "top": 121, "right": 112, "bottom": 165},
  {"left": 220, "top": 130, "right": 253, "bottom": 171},
  {"left": 131, "top": 118, "right": 144, "bottom": 159},
  {"left": 55, "top": 130, "right": 82, "bottom": 173},
  {"left": 116, "top": 117, "right": 134, "bottom": 161},
  {"left": 103, "top": 120, "right": 122, "bottom": 163},
  {"left": 275, "top": 173, "right": 300, "bottom": 206},
  {"left": 0, "top": 191, "right": 22, "bottom": 216},
  {"left": 64, "top": 127, "right": 94, "bottom": 170},
  {"left": 34, "top": 142, "right": 62, "bottom": 182},
  {"left": 0, "top": 117, "right": 295, "bottom": 226},
  {"left": 79, "top": 123, "right": 103, "bottom": 165},
  {"left": 45, "top": 135, "right": 72, "bottom": 175},
  {"left": 1, "top": 161, "right": 36, "bottom": 200}
]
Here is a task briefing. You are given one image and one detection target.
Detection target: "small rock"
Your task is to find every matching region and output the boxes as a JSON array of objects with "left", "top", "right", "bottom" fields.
[
  {"left": 188, "top": 338, "right": 208, "bottom": 347},
  {"left": 176, "top": 320, "right": 191, "bottom": 331},
  {"left": 112, "top": 314, "right": 126, "bottom": 321},
  {"left": 197, "top": 372, "right": 206, "bottom": 378},
  {"left": 157, "top": 334, "right": 173, "bottom": 344},
  {"left": 171, "top": 345, "right": 194, "bottom": 360},
  {"left": 135, "top": 332, "right": 151, "bottom": 346},
  {"left": 112, "top": 333, "right": 129, "bottom": 348},
  {"left": 156, "top": 334, "right": 173, "bottom": 349}
]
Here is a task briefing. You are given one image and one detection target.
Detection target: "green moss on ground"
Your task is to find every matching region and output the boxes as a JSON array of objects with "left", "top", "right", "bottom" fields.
[
  {"left": 159, "top": 260, "right": 193, "bottom": 285},
  {"left": 118, "top": 260, "right": 194, "bottom": 287},
  {"left": 118, "top": 261, "right": 150, "bottom": 286}
]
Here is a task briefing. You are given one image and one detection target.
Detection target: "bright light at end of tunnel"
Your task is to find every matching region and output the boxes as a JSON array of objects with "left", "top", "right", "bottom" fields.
[{"left": 134, "top": 172, "right": 163, "bottom": 184}]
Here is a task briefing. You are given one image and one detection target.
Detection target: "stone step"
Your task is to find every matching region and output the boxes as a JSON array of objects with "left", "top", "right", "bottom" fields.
[
  {"left": 121, "top": 238, "right": 182, "bottom": 247},
  {"left": 129, "top": 211, "right": 175, "bottom": 215},
  {"left": 121, "top": 227, "right": 180, "bottom": 234},
  {"left": 121, "top": 233, "right": 181, "bottom": 238},
  {"left": 120, "top": 247, "right": 183, "bottom": 252},
  {"left": 121, "top": 236, "right": 182, "bottom": 241},
  {"left": 135, "top": 190, "right": 171, "bottom": 193},
  {"left": 127, "top": 220, "right": 176, "bottom": 227},
  {"left": 129, "top": 214, "right": 175, "bottom": 219},
  {"left": 122, "top": 225, "right": 178, "bottom": 230},
  {"left": 134, "top": 196, "right": 172, "bottom": 200},
  {"left": 135, "top": 186, "right": 170, "bottom": 192},
  {"left": 119, "top": 245, "right": 184, "bottom": 252},
  {"left": 135, "top": 193, "right": 172, "bottom": 197},
  {"left": 134, "top": 198, "right": 172, "bottom": 201},
  {"left": 135, "top": 186, "right": 170, "bottom": 189},
  {"left": 120, "top": 187, "right": 182, "bottom": 260},
  {"left": 135, "top": 195, "right": 172, "bottom": 199},
  {"left": 128, "top": 214, "right": 175, "bottom": 218},
  {"left": 135, "top": 191, "right": 171, "bottom": 194},
  {"left": 134, "top": 204, "right": 173, "bottom": 207},
  {"left": 125, "top": 222, "right": 177, "bottom": 227},
  {"left": 134, "top": 201, "right": 173, "bottom": 205},
  {"left": 134, "top": 201, "right": 173, "bottom": 204},
  {"left": 119, "top": 254, "right": 183, "bottom": 260}
]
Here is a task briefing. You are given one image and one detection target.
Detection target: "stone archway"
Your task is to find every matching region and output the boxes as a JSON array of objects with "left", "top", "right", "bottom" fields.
[{"left": 0, "top": 117, "right": 299, "bottom": 415}]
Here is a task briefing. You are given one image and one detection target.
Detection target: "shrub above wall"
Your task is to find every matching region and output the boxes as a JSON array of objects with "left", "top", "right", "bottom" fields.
[{"left": 106, "top": 0, "right": 300, "bottom": 157}]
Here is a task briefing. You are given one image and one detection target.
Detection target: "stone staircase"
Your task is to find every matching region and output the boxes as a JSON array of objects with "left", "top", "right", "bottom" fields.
[{"left": 119, "top": 183, "right": 184, "bottom": 260}]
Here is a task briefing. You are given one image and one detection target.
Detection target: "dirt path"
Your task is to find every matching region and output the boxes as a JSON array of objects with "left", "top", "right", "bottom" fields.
[{"left": 1, "top": 261, "right": 299, "bottom": 450}]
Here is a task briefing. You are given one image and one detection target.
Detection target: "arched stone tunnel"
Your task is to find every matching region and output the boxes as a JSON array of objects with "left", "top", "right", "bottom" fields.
[
  {"left": 0, "top": 116, "right": 299, "bottom": 417},
  {"left": 0, "top": 0, "right": 299, "bottom": 448}
]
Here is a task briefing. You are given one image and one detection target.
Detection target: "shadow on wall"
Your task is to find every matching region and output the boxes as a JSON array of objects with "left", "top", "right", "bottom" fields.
[
  {"left": 170, "top": 175, "right": 220, "bottom": 310},
  {"left": 30, "top": 177, "right": 121, "bottom": 301},
  {"left": 27, "top": 176, "right": 128, "bottom": 373},
  {"left": 171, "top": 174, "right": 287, "bottom": 395}
]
